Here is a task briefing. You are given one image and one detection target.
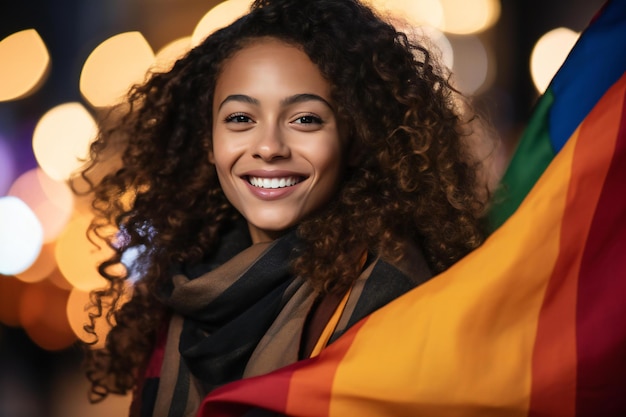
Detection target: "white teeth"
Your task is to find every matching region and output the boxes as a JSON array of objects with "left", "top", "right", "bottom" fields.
[{"left": 248, "top": 176, "right": 301, "bottom": 189}]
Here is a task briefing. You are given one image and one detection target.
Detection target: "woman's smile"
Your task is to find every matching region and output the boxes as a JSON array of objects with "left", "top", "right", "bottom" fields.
[
  {"left": 243, "top": 170, "right": 307, "bottom": 190},
  {"left": 241, "top": 171, "right": 308, "bottom": 200}
]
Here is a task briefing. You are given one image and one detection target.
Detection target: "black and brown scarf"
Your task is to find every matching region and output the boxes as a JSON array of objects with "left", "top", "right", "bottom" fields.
[{"left": 131, "top": 223, "right": 432, "bottom": 417}]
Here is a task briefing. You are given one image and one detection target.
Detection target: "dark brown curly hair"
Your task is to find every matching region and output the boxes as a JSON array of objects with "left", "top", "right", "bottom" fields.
[{"left": 71, "top": 0, "right": 491, "bottom": 402}]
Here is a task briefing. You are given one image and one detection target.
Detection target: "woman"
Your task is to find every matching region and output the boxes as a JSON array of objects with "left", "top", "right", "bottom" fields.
[{"left": 72, "top": 0, "right": 490, "bottom": 415}]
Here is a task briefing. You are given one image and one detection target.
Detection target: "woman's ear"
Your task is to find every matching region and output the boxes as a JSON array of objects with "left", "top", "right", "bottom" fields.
[{"left": 208, "top": 150, "right": 215, "bottom": 164}]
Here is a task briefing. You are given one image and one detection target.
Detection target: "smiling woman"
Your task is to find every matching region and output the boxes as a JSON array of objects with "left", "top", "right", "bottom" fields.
[
  {"left": 211, "top": 39, "right": 345, "bottom": 243},
  {"left": 69, "top": 0, "right": 490, "bottom": 416}
]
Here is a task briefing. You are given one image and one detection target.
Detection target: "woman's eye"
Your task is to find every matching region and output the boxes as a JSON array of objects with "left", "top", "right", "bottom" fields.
[
  {"left": 225, "top": 114, "right": 253, "bottom": 123},
  {"left": 293, "top": 115, "right": 322, "bottom": 124}
]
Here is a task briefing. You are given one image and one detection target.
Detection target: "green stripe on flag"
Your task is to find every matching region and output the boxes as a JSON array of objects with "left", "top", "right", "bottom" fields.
[{"left": 488, "top": 89, "right": 558, "bottom": 231}]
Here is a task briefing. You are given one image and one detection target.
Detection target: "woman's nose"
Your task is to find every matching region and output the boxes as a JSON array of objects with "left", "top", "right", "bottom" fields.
[{"left": 252, "top": 125, "right": 290, "bottom": 161}]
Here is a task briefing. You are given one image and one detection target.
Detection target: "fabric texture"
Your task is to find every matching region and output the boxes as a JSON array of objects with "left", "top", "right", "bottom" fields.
[
  {"left": 194, "top": 1, "right": 626, "bottom": 416},
  {"left": 134, "top": 220, "right": 432, "bottom": 417}
]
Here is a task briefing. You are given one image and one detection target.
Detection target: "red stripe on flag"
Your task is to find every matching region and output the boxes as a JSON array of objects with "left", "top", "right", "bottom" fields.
[
  {"left": 197, "top": 362, "right": 296, "bottom": 416},
  {"left": 576, "top": 77, "right": 626, "bottom": 417}
]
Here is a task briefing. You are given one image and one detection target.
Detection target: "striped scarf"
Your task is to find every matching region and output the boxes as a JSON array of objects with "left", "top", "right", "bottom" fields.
[{"left": 131, "top": 222, "right": 433, "bottom": 417}]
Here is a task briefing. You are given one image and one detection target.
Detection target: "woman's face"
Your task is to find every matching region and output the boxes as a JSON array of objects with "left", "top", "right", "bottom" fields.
[{"left": 211, "top": 38, "right": 346, "bottom": 244}]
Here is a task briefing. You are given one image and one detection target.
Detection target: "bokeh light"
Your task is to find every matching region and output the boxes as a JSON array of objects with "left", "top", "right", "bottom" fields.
[
  {"left": 48, "top": 267, "right": 73, "bottom": 291},
  {"left": 0, "top": 136, "right": 16, "bottom": 195},
  {"left": 416, "top": 26, "right": 454, "bottom": 70},
  {"left": 0, "top": 196, "right": 43, "bottom": 275},
  {"left": 450, "top": 34, "right": 494, "bottom": 95},
  {"left": 67, "top": 281, "right": 132, "bottom": 348},
  {"left": 80, "top": 31, "right": 155, "bottom": 108},
  {"left": 32, "top": 102, "right": 97, "bottom": 181},
  {"left": 8, "top": 168, "right": 74, "bottom": 243},
  {"left": 154, "top": 36, "right": 192, "bottom": 73},
  {"left": 438, "top": 0, "right": 500, "bottom": 35},
  {"left": 54, "top": 214, "right": 112, "bottom": 292},
  {"left": 191, "top": 0, "right": 253, "bottom": 47},
  {"left": 19, "top": 280, "right": 76, "bottom": 351},
  {"left": 0, "top": 276, "right": 27, "bottom": 327},
  {"left": 0, "top": 29, "right": 50, "bottom": 101},
  {"left": 14, "top": 242, "right": 57, "bottom": 284},
  {"left": 531, "top": 27, "right": 580, "bottom": 93}
]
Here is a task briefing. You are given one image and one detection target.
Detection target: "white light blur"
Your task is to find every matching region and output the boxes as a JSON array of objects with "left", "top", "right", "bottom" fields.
[
  {"left": 0, "top": 196, "right": 43, "bottom": 275},
  {"left": 8, "top": 168, "right": 75, "bottom": 243},
  {"left": 32, "top": 102, "right": 97, "bottom": 181},
  {"left": 121, "top": 244, "right": 145, "bottom": 283},
  {"left": 531, "top": 27, "right": 579, "bottom": 93}
]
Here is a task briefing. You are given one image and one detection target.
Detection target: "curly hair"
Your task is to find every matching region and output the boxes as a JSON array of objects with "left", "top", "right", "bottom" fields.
[{"left": 71, "top": 0, "right": 490, "bottom": 402}]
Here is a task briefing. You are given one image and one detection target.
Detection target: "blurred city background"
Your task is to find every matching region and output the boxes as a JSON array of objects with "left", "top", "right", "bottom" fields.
[{"left": 0, "top": 0, "right": 606, "bottom": 416}]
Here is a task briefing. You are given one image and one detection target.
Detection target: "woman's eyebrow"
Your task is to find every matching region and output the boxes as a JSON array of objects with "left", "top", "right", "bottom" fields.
[
  {"left": 217, "top": 94, "right": 259, "bottom": 110},
  {"left": 281, "top": 93, "right": 333, "bottom": 110}
]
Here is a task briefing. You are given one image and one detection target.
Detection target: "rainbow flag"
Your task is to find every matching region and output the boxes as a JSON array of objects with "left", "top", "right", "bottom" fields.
[{"left": 197, "top": 1, "right": 626, "bottom": 415}]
